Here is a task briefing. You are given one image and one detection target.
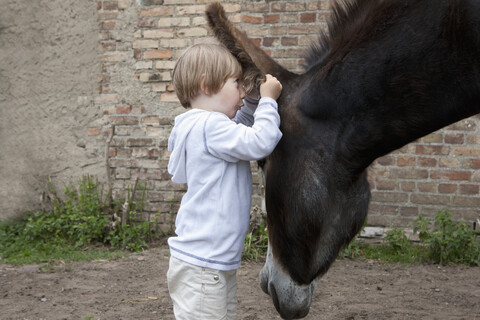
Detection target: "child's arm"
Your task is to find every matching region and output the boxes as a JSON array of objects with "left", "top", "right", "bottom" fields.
[{"left": 203, "top": 75, "right": 283, "bottom": 162}]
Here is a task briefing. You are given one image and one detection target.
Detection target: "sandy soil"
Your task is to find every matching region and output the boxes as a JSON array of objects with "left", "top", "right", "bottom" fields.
[{"left": 0, "top": 243, "right": 479, "bottom": 320}]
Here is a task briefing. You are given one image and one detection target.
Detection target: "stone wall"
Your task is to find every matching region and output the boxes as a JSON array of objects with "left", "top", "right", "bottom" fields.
[{"left": 0, "top": 0, "right": 102, "bottom": 219}]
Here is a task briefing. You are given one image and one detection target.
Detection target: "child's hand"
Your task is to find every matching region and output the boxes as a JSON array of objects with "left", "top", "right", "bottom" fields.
[{"left": 260, "top": 74, "right": 282, "bottom": 100}]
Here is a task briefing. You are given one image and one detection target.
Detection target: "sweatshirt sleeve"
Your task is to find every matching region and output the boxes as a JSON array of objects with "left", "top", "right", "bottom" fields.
[
  {"left": 232, "top": 95, "right": 260, "bottom": 127},
  {"left": 204, "top": 97, "right": 282, "bottom": 162}
]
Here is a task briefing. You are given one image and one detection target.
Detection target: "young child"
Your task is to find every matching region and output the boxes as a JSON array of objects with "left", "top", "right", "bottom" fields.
[{"left": 166, "top": 43, "right": 283, "bottom": 320}]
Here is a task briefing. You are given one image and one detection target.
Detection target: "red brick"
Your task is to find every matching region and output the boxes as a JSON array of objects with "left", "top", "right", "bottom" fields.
[
  {"left": 459, "top": 184, "right": 479, "bottom": 195},
  {"left": 289, "top": 25, "right": 312, "bottom": 34},
  {"left": 430, "top": 170, "right": 472, "bottom": 181},
  {"left": 144, "top": 49, "right": 173, "bottom": 59},
  {"left": 375, "top": 180, "right": 397, "bottom": 191},
  {"left": 389, "top": 168, "right": 429, "bottom": 179},
  {"left": 438, "top": 183, "right": 457, "bottom": 194},
  {"left": 140, "top": 7, "right": 173, "bottom": 17},
  {"left": 116, "top": 105, "right": 131, "bottom": 114},
  {"left": 418, "top": 182, "right": 436, "bottom": 193},
  {"left": 242, "top": 15, "right": 262, "bottom": 24},
  {"left": 300, "top": 12, "right": 317, "bottom": 23},
  {"left": 397, "top": 156, "right": 415, "bottom": 167},
  {"left": 375, "top": 155, "right": 394, "bottom": 166},
  {"left": 471, "top": 159, "right": 480, "bottom": 169},
  {"left": 88, "top": 128, "right": 101, "bottom": 136},
  {"left": 417, "top": 157, "right": 437, "bottom": 167},
  {"left": 263, "top": 37, "right": 280, "bottom": 47},
  {"left": 444, "top": 133, "right": 464, "bottom": 144},
  {"left": 264, "top": 14, "right": 280, "bottom": 24},
  {"left": 109, "top": 116, "right": 139, "bottom": 125},
  {"left": 281, "top": 37, "right": 298, "bottom": 46},
  {"left": 415, "top": 145, "right": 450, "bottom": 155}
]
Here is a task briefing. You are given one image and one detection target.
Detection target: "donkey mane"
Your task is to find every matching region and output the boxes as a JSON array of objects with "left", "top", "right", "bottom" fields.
[
  {"left": 305, "top": 0, "right": 479, "bottom": 74},
  {"left": 304, "top": 0, "right": 384, "bottom": 71}
]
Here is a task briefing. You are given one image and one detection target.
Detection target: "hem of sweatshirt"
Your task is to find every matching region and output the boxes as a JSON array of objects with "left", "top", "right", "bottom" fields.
[{"left": 169, "top": 245, "right": 241, "bottom": 271}]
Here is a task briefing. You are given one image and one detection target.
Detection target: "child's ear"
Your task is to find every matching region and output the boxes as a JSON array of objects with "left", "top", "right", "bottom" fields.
[{"left": 200, "top": 74, "right": 210, "bottom": 95}]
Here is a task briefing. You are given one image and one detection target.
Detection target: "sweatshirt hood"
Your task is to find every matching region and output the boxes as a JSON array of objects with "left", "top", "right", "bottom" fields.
[{"left": 168, "top": 109, "right": 206, "bottom": 184}]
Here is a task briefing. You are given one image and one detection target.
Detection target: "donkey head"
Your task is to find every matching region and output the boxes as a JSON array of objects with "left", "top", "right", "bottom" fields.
[
  {"left": 208, "top": 0, "right": 480, "bottom": 318},
  {"left": 206, "top": 3, "right": 371, "bottom": 318}
]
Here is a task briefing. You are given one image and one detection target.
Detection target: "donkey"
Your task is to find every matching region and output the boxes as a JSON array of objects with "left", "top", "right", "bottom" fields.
[{"left": 206, "top": 0, "right": 480, "bottom": 318}]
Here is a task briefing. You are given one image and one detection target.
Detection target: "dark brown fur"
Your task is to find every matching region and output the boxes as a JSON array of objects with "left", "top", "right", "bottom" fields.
[{"left": 206, "top": 1, "right": 480, "bottom": 316}]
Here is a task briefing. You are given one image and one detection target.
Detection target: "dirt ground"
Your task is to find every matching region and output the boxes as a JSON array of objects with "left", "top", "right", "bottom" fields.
[{"left": 0, "top": 243, "right": 479, "bottom": 320}]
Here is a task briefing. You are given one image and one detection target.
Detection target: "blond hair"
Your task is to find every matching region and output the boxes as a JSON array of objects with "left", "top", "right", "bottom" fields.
[{"left": 172, "top": 43, "right": 243, "bottom": 108}]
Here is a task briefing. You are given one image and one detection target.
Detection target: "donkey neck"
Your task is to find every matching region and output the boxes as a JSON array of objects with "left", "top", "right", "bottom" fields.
[{"left": 335, "top": 62, "right": 480, "bottom": 173}]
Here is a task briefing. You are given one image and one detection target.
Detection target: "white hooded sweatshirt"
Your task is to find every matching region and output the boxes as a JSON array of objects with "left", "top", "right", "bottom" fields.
[{"left": 167, "top": 96, "right": 282, "bottom": 270}]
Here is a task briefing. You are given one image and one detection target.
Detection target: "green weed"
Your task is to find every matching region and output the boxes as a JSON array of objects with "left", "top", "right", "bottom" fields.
[
  {"left": 242, "top": 213, "right": 268, "bottom": 260},
  {"left": 0, "top": 175, "right": 160, "bottom": 265},
  {"left": 413, "top": 210, "right": 480, "bottom": 266},
  {"left": 339, "top": 210, "right": 479, "bottom": 265},
  {"left": 338, "top": 236, "right": 365, "bottom": 259}
]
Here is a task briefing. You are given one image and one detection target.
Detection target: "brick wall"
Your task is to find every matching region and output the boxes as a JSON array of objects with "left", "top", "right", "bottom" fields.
[
  {"left": 368, "top": 121, "right": 480, "bottom": 227},
  {"left": 92, "top": 0, "right": 480, "bottom": 232}
]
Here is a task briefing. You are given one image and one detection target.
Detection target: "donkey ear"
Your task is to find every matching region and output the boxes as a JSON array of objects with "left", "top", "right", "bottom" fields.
[{"left": 205, "top": 2, "right": 293, "bottom": 93}]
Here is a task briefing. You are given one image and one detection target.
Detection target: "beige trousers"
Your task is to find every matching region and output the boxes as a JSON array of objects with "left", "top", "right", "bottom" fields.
[{"left": 167, "top": 256, "right": 238, "bottom": 320}]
